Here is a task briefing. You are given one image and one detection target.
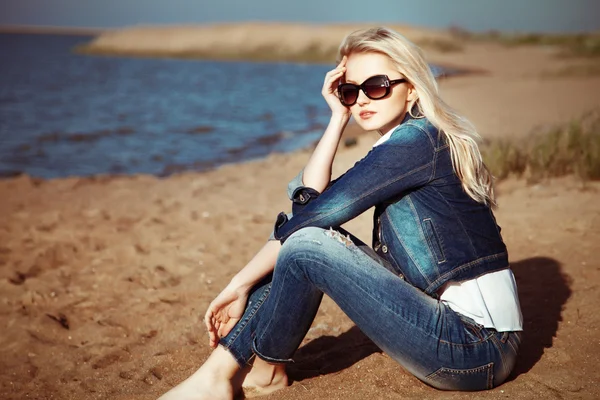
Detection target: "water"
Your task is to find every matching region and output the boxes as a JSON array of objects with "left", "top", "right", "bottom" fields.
[{"left": 0, "top": 33, "right": 453, "bottom": 179}]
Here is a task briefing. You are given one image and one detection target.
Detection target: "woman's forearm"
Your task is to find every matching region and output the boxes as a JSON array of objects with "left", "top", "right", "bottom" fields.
[
  {"left": 302, "top": 114, "right": 350, "bottom": 192},
  {"left": 228, "top": 239, "right": 282, "bottom": 291}
]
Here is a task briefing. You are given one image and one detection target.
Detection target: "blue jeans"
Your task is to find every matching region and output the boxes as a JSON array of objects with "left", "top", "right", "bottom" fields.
[{"left": 219, "top": 227, "right": 521, "bottom": 391}]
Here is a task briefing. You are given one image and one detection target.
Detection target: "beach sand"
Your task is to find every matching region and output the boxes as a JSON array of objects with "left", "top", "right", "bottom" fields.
[{"left": 1, "top": 28, "right": 599, "bottom": 399}]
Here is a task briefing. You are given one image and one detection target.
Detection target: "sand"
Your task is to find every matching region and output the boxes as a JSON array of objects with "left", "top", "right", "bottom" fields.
[{"left": 1, "top": 26, "right": 599, "bottom": 399}]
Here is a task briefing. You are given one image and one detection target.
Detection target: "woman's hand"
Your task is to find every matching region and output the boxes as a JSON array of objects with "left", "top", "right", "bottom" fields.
[
  {"left": 322, "top": 56, "right": 351, "bottom": 119},
  {"left": 204, "top": 285, "right": 250, "bottom": 348}
]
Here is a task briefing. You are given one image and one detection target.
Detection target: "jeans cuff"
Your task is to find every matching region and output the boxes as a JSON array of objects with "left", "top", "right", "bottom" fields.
[
  {"left": 251, "top": 337, "right": 295, "bottom": 365},
  {"left": 219, "top": 340, "right": 253, "bottom": 368}
]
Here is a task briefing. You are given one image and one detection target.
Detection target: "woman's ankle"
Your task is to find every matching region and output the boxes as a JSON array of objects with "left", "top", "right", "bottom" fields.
[
  {"left": 158, "top": 346, "right": 240, "bottom": 400},
  {"left": 243, "top": 358, "right": 288, "bottom": 388}
]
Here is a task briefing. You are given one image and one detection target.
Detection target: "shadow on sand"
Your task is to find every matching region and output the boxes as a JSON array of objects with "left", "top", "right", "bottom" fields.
[{"left": 288, "top": 256, "right": 571, "bottom": 383}]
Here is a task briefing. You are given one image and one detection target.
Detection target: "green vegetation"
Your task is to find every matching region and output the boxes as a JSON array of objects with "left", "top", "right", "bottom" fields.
[
  {"left": 543, "top": 63, "right": 600, "bottom": 78},
  {"left": 74, "top": 37, "right": 462, "bottom": 64},
  {"left": 74, "top": 43, "right": 341, "bottom": 64},
  {"left": 415, "top": 38, "right": 464, "bottom": 53},
  {"left": 450, "top": 27, "right": 600, "bottom": 58},
  {"left": 482, "top": 111, "right": 600, "bottom": 182}
]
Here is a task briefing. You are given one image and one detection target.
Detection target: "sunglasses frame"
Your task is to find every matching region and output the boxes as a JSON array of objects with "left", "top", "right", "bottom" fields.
[{"left": 337, "top": 74, "right": 407, "bottom": 106}]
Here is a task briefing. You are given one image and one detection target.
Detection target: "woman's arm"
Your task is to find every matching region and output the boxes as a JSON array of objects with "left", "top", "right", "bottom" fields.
[
  {"left": 302, "top": 114, "right": 350, "bottom": 192},
  {"left": 204, "top": 240, "right": 282, "bottom": 346},
  {"left": 228, "top": 239, "right": 281, "bottom": 291},
  {"left": 302, "top": 56, "right": 351, "bottom": 192},
  {"left": 274, "top": 124, "right": 436, "bottom": 243}
]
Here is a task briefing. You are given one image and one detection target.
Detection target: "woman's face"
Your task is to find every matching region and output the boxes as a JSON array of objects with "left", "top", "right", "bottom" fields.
[{"left": 343, "top": 52, "right": 417, "bottom": 134}]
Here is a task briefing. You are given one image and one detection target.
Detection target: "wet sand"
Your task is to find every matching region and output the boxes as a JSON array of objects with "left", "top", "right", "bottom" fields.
[{"left": 1, "top": 28, "right": 599, "bottom": 399}]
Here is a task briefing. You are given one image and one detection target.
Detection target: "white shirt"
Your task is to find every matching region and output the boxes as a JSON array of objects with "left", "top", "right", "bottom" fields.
[{"left": 373, "top": 124, "right": 523, "bottom": 331}]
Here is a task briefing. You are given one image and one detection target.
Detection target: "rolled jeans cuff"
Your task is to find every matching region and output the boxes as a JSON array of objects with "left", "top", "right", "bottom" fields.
[
  {"left": 218, "top": 340, "right": 252, "bottom": 368},
  {"left": 251, "top": 337, "right": 295, "bottom": 365}
]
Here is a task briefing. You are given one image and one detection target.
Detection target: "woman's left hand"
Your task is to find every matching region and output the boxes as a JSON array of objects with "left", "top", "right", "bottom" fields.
[
  {"left": 204, "top": 285, "right": 249, "bottom": 348},
  {"left": 322, "top": 56, "right": 351, "bottom": 118}
]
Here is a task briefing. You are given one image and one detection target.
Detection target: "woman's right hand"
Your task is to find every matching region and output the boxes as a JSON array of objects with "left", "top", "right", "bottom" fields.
[
  {"left": 204, "top": 285, "right": 250, "bottom": 348},
  {"left": 322, "top": 56, "right": 351, "bottom": 118}
]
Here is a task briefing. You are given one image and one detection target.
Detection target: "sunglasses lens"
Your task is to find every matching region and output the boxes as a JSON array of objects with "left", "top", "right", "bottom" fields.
[
  {"left": 363, "top": 76, "right": 388, "bottom": 99},
  {"left": 339, "top": 85, "right": 358, "bottom": 106}
]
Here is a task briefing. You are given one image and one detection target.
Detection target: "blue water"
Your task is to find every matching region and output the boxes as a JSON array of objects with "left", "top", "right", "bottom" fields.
[{"left": 0, "top": 33, "right": 452, "bottom": 179}]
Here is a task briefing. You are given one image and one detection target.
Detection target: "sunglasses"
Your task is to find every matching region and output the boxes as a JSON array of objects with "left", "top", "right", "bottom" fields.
[{"left": 337, "top": 75, "right": 407, "bottom": 106}]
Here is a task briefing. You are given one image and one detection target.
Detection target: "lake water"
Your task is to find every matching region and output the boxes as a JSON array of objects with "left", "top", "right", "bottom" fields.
[{"left": 0, "top": 33, "right": 454, "bottom": 179}]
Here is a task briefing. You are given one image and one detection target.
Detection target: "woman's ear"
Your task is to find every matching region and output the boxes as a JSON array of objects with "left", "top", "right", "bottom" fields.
[{"left": 406, "top": 84, "right": 418, "bottom": 102}]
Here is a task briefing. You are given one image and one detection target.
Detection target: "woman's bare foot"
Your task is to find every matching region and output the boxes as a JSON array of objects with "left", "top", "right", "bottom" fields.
[
  {"left": 241, "top": 357, "right": 288, "bottom": 398},
  {"left": 158, "top": 346, "right": 239, "bottom": 400}
]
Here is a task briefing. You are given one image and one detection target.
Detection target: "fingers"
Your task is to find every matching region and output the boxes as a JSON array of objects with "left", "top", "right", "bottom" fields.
[
  {"left": 217, "top": 318, "right": 238, "bottom": 340},
  {"left": 204, "top": 308, "right": 218, "bottom": 346},
  {"left": 323, "top": 69, "right": 346, "bottom": 97},
  {"left": 324, "top": 56, "right": 348, "bottom": 84}
]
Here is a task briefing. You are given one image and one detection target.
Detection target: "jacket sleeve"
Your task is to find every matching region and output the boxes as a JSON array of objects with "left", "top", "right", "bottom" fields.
[
  {"left": 273, "top": 124, "right": 436, "bottom": 243},
  {"left": 267, "top": 169, "right": 322, "bottom": 240}
]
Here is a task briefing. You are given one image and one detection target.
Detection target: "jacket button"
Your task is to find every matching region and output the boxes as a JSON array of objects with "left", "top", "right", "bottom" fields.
[
  {"left": 299, "top": 194, "right": 305, "bottom": 202},
  {"left": 382, "top": 245, "right": 388, "bottom": 253}
]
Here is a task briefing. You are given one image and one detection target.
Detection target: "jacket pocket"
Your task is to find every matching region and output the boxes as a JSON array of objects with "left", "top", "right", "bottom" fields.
[{"left": 423, "top": 218, "right": 446, "bottom": 264}]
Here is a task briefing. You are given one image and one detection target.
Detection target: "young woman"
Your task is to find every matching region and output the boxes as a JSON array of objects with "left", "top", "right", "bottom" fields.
[{"left": 159, "top": 26, "right": 523, "bottom": 399}]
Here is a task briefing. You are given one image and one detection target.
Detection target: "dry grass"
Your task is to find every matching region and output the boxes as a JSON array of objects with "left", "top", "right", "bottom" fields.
[
  {"left": 542, "top": 63, "right": 600, "bottom": 78},
  {"left": 482, "top": 110, "right": 600, "bottom": 182},
  {"left": 450, "top": 27, "right": 600, "bottom": 58}
]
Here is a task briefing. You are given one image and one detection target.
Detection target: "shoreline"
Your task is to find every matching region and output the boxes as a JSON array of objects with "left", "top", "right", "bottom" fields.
[
  {"left": 72, "top": 23, "right": 461, "bottom": 64},
  {"left": 0, "top": 24, "right": 103, "bottom": 36}
]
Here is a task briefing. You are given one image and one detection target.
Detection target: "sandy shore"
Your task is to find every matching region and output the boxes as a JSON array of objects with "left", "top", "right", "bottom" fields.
[
  {"left": 74, "top": 23, "right": 454, "bottom": 62},
  {"left": 1, "top": 27, "right": 600, "bottom": 399}
]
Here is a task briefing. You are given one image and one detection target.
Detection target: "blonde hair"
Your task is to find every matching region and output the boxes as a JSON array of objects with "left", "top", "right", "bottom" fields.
[{"left": 338, "top": 27, "right": 496, "bottom": 206}]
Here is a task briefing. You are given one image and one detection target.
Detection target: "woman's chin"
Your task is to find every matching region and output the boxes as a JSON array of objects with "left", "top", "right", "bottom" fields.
[{"left": 354, "top": 118, "right": 384, "bottom": 132}]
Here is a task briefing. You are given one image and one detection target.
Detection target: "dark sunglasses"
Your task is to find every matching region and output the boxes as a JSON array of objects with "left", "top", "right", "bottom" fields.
[{"left": 337, "top": 74, "right": 407, "bottom": 106}]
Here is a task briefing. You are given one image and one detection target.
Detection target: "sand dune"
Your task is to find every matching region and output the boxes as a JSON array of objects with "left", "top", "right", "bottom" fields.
[{"left": 76, "top": 23, "right": 453, "bottom": 61}]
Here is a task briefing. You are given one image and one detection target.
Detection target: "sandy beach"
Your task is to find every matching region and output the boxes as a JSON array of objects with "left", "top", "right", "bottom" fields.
[{"left": 1, "top": 25, "right": 599, "bottom": 399}]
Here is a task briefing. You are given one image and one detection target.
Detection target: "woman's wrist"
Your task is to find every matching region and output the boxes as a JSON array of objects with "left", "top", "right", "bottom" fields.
[
  {"left": 227, "top": 274, "right": 254, "bottom": 293},
  {"left": 330, "top": 112, "right": 351, "bottom": 126}
]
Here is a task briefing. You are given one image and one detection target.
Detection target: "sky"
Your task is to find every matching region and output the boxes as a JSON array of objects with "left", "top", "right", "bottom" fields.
[{"left": 1, "top": 0, "right": 599, "bottom": 33}]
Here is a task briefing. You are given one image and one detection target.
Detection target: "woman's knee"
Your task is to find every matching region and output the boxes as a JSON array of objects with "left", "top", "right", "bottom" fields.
[{"left": 280, "top": 227, "right": 327, "bottom": 255}]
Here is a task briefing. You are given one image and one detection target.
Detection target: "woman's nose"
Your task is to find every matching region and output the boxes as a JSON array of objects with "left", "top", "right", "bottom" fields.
[{"left": 356, "top": 89, "right": 370, "bottom": 106}]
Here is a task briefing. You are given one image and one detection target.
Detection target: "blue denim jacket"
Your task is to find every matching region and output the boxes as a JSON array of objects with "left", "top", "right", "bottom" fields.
[{"left": 273, "top": 113, "right": 508, "bottom": 297}]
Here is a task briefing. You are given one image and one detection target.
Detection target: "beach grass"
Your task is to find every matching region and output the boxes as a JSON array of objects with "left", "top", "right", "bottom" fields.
[
  {"left": 542, "top": 63, "right": 600, "bottom": 78},
  {"left": 74, "top": 43, "right": 340, "bottom": 64},
  {"left": 450, "top": 27, "right": 600, "bottom": 58},
  {"left": 483, "top": 110, "right": 600, "bottom": 182},
  {"left": 74, "top": 39, "right": 463, "bottom": 63}
]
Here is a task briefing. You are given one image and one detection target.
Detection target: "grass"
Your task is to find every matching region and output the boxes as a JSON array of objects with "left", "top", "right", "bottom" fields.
[
  {"left": 74, "top": 43, "right": 340, "bottom": 64},
  {"left": 74, "top": 36, "right": 462, "bottom": 64},
  {"left": 482, "top": 110, "right": 600, "bottom": 182},
  {"left": 542, "top": 63, "right": 600, "bottom": 78},
  {"left": 449, "top": 27, "right": 600, "bottom": 58}
]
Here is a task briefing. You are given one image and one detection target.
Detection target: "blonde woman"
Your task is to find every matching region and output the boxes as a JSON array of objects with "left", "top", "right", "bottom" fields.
[{"left": 159, "top": 27, "right": 523, "bottom": 399}]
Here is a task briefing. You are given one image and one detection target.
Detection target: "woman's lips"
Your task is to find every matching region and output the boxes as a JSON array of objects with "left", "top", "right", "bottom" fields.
[{"left": 359, "top": 111, "right": 376, "bottom": 120}]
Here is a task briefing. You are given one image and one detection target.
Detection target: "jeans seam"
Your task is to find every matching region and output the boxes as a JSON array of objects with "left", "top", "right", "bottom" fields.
[
  {"left": 490, "top": 333, "right": 510, "bottom": 379},
  {"left": 253, "top": 264, "right": 294, "bottom": 361},
  {"left": 292, "top": 254, "right": 440, "bottom": 342},
  {"left": 221, "top": 285, "right": 271, "bottom": 349},
  {"left": 506, "top": 334, "right": 519, "bottom": 356}
]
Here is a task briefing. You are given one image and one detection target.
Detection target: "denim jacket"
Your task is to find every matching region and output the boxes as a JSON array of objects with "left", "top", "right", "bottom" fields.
[{"left": 272, "top": 113, "right": 508, "bottom": 297}]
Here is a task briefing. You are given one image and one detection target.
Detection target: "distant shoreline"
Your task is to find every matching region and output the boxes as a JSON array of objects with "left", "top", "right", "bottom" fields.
[
  {"left": 0, "top": 24, "right": 103, "bottom": 36},
  {"left": 70, "top": 23, "right": 462, "bottom": 64}
]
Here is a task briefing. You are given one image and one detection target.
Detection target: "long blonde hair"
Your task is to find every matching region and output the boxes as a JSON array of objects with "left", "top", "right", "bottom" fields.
[{"left": 338, "top": 27, "right": 496, "bottom": 206}]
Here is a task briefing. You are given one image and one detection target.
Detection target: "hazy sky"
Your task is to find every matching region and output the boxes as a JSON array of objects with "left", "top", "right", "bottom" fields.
[{"left": 2, "top": 0, "right": 599, "bottom": 33}]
